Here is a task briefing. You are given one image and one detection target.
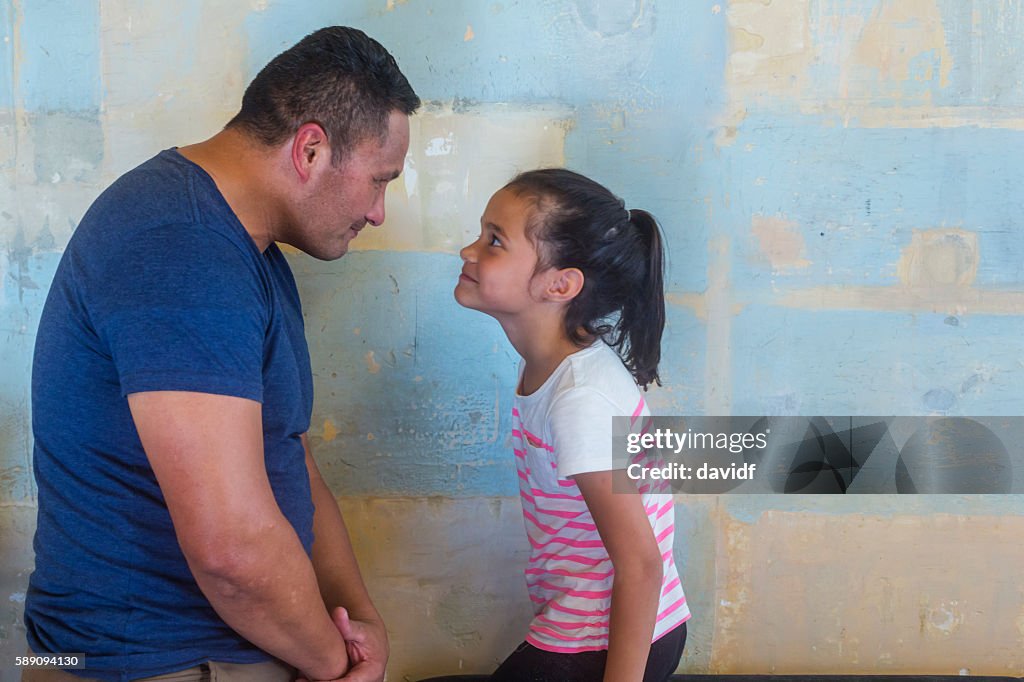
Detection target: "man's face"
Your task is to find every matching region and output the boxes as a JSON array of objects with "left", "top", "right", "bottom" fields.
[{"left": 296, "top": 110, "right": 410, "bottom": 261}]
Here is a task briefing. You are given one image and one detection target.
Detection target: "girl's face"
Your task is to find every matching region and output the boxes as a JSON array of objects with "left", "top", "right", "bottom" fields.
[{"left": 455, "top": 188, "right": 548, "bottom": 319}]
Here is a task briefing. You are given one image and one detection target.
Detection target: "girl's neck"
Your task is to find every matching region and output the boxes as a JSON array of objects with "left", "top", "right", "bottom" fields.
[{"left": 502, "top": 315, "right": 592, "bottom": 396}]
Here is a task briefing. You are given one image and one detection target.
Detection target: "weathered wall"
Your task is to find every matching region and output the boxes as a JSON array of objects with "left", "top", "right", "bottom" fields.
[{"left": 2, "top": 1, "right": 1023, "bottom": 679}]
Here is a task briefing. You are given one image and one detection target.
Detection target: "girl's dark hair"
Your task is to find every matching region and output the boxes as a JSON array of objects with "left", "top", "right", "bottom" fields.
[
  {"left": 505, "top": 169, "right": 666, "bottom": 389},
  {"left": 227, "top": 26, "right": 420, "bottom": 164}
]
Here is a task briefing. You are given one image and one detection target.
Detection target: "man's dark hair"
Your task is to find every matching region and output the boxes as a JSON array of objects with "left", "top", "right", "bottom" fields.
[{"left": 227, "top": 26, "right": 420, "bottom": 163}]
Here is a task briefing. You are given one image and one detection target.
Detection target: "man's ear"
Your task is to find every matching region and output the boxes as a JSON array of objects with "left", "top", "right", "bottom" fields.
[
  {"left": 544, "top": 267, "right": 585, "bottom": 303},
  {"left": 290, "top": 122, "right": 330, "bottom": 183}
]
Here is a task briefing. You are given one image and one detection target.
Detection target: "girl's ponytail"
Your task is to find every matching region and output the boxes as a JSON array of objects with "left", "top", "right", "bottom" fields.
[{"left": 620, "top": 209, "right": 666, "bottom": 389}]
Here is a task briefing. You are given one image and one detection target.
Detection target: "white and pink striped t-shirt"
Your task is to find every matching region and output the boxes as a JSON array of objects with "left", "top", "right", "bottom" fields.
[{"left": 512, "top": 341, "right": 689, "bottom": 653}]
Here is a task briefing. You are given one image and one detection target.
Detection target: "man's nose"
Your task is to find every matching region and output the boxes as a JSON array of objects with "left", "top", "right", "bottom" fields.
[{"left": 366, "top": 191, "right": 386, "bottom": 227}]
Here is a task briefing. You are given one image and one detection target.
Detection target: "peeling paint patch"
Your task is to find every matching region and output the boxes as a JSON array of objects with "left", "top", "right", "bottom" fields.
[
  {"left": 704, "top": 236, "right": 732, "bottom": 414},
  {"left": 365, "top": 351, "right": 381, "bottom": 374},
  {"left": 322, "top": 418, "right": 338, "bottom": 442},
  {"left": 897, "top": 229, "right": 978, "bottom": 288},
  {"left": 751, "top": 214, "right": 811, "bottom": 271},
  {"left": 573, "top": 0, "right": 648, "bottom": 38},
  {"left": 720, "top": 0, "right": 992, "bottom": 131},
  {"left": 99, "top": 1, "right": 250, "bottom": 174},
  {"left": 713, "top": 510, "right": 1024, "bottom": 671},
  {"left": 463, "top": 24, "right": 474, "bottom": 42},
  {"left": 851, "top": 0, "right": 952, "bottom": 94},
  {"left": 774, "top": 228, "right": 1021, "bottom": 316},
  {"left": 355, "top": 102, "right": 573, "bottom": 254},
  {"left": 777, "top": 286, "right": 1024, "bottom": 317}
]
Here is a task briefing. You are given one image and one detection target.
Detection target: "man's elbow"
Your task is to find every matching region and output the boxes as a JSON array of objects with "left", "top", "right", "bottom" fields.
[{"left": 179, "top": 524, "right": 271, "bottom": 592}]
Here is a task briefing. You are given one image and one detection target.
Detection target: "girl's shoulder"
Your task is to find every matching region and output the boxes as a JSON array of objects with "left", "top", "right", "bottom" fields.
[{"left": 555, "top": 341, "right": 643, "bottom": 413}]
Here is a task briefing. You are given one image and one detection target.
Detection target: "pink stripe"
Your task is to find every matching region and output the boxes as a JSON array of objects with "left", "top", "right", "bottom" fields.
[
  {"left": 655, "top": 524, "right": 674, "bottom": 544},
  {"left": 531, "top": 488, "right": 584, "bottom": 501},
  {"left": 557, "top": 479, "right": 577, "bottom": 488},
  {"left": 525, "top": 634, "right": 608, "bottom": 654},
  {"left": 521, "top": 426, "right": 554, "bottom": 452},
  {"left": 661, "top": 577, "right": 681, "bottom": 596},
  {"left": 525, "top": 567, "right": 614, "bottom": 580},
  {"left": 517, "top": 470, "right": 529, "bottom": 481},
  {"left": 529, "top": 535, "right": 605, "bottom": 550},
  {"left": 512, "top": 429, "right": 523, "bottom": 439},
  {"left": 514, "top": 448, "right": 526, "bottom": 458},
  {"left": 655, "top": 501, "right": 673, "bottom": 520},
  {"left": 512, "top": 407, "right": 520, "bottom": 417},
  {"left": 534, "top": 506, "right": 587, "bottom": 519},
  {"left": 525, "top": 509, "right": 587, "bottom": 535},
  {"left": 536, "top": 614, "right": 610, "bottom": 630},
  {"left": 548, "top": 600, "right": 612, "bottom": 617},
  {"left": 536, "top": 580, "right": 612, "bottom": 600},
  {"left": 564, "top": 521, "right": 598, "bottom": 531},
  {"left": 631, "top": 397, "right": 646, "bottom": 420},
  {"left": 656, "top": 596, "right": 687, "bottom": 623},
  {"left": 529, "top": 552, "right": 608, "bottom": 567},
  {"left": 529, "top": 625, "right": 600, "bottom": 643}
]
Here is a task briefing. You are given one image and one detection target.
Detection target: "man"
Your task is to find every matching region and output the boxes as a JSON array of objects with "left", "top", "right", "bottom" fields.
[{"left": 25, "top": 26, "right": 419, "bottom": 682}]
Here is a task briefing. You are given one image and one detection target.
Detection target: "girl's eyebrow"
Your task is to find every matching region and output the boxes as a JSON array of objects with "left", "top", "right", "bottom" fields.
[{"left": 486, "top": 222, "right": 508, "bottom": 237}]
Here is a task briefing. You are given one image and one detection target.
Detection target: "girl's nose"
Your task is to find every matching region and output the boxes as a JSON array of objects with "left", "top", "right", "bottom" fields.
[{"left": 459, "top": 241, "right": 476, "bottom": 263}]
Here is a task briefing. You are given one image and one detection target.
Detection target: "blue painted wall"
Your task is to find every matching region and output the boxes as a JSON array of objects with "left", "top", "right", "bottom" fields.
[{"left": 2, "top": 1, "right": 1023, "bottom": 678}]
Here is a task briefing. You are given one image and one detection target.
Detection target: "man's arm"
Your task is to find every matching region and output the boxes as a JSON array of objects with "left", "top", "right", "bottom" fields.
[
  {"left": 128, "top": 391, "right": 349, "bottom": 681},
  {"left": 303, "top": 434, "right": 389, "bottom": 681}
]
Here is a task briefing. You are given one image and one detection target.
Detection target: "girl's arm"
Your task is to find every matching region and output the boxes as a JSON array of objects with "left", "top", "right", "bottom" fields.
[{"left": 575, "top": 469, "right": 665, "bottom": 682}]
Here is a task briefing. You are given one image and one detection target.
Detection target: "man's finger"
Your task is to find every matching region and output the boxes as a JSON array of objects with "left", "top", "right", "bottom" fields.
[{"left": 332, "top": 606, "right": 364, "bottom": 642}]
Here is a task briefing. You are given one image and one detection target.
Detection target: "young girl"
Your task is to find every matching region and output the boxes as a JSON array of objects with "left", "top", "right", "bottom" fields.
[{"left": 454, "top": 169, "right": 689, "bottom": 682}]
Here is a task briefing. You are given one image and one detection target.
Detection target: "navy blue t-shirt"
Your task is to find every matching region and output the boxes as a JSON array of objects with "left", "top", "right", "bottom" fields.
[{"left": 27, "top": 149, "right": 315, "bottom": 681}]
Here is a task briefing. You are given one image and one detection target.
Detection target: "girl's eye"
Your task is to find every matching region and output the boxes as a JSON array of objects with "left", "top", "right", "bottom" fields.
[{"left": 488, "top": 235, "right": 502, "bottom": 247}]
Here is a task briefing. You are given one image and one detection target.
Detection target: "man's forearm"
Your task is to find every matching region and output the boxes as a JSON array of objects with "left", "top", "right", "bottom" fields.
[
  {"left": 188, "top": 518, "right": 349, "bottom": 680},
  {"left": 305, "top": 438, "right": 382, "bottom": 624}
]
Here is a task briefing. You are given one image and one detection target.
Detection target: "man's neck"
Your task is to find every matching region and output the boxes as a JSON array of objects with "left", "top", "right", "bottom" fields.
[{"left": 177, "top": 129, "right": 284, "bottom": 252}]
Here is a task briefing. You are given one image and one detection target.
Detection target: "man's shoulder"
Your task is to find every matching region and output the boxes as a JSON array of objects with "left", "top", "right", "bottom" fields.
[
  {"left": 74, "top": 150, "right": 255, "bottom": 265},
  {"left": 76, "top": 150, "right": 198, "bottom": 242}
]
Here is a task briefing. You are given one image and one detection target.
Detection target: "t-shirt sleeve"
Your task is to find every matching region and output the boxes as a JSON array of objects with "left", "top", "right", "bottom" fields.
[
  {"left": 548, "top": 388, "right": 622, "bottom": 478},
  {"left": 88, "top": 224, "right": 268, "bottom": 401}
]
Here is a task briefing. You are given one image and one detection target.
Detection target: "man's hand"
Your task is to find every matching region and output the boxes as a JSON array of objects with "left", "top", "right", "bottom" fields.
[{"left": 296, "top": 607, "right": 388, "bottom": 682}]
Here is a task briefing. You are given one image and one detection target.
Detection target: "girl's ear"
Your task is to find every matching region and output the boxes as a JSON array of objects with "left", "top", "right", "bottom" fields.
[{"left": 544, "top": 267, "right": 585, "bottom": 303}]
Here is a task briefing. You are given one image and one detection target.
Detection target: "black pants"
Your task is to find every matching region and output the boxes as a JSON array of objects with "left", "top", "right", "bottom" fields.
[{"left": 489, "top": 621, "right": 686, "bottom": 682}]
